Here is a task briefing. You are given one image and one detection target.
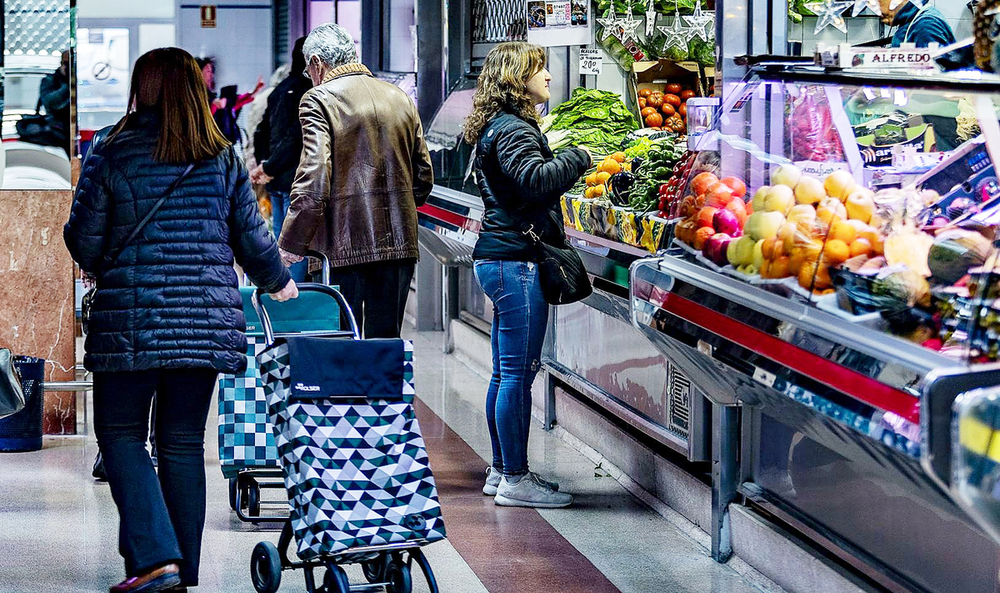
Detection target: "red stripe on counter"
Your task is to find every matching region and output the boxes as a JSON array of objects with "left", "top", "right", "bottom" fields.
[
  {"left": 418, "top": 203, "right": 471, "bottom": 229},
  {"left": 660, "top": 292, "right": 920, "bottom": 424}
]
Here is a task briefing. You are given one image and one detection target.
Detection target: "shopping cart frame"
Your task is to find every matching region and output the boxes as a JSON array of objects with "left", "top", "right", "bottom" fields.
[{"left": 248, "top": 284, "right": 440, "bottom": 593}]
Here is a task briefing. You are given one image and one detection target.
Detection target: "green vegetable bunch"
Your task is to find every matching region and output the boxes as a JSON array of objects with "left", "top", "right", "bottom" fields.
[
  {"left": 629, "top": 139, "right": 683, "bottom": 212},
  {"left": 543, "top": 88, "right": 640, "bottom": 157}
]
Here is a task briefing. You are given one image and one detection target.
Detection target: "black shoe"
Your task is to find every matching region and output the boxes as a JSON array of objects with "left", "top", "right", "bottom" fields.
[{"left": 93, "top": 451, "right": 107, "bottom": 481}]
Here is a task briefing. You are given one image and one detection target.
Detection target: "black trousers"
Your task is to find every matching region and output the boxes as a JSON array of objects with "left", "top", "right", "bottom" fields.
[
  {"left": 329, "top": 258, "right": 416, "bottom": 338},
  {"left": 93, "top": 368, "right": 218, "bottom": 586}
]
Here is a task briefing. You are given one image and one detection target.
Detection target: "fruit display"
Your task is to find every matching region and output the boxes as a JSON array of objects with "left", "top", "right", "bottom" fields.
[
  {"left": 583, "top": 153, "right": 630, "bottom": 202},
  {"left": 637, "top": 83, "right": 697, "bottom": 133}
]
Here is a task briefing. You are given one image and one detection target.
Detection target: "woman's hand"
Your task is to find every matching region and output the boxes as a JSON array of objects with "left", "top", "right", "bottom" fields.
[
  {"left": 81, "top": 271, "right": 97, "bottom": 289},
  {"left": 269, "top": 279, "right": 299, "bottom": 302}
]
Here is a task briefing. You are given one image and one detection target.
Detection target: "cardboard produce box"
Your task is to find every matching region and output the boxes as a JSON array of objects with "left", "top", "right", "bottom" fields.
[{"left": 629, "top": 60, "right": 704, "bottom": 128}]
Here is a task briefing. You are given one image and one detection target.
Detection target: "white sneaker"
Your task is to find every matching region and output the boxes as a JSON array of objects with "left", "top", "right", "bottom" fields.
[
  {"left": 494, "top": 473, "right": 573, "bottom": 508},
  {"left": 483, "top": 467, "right": 560, "bottom": 496}
]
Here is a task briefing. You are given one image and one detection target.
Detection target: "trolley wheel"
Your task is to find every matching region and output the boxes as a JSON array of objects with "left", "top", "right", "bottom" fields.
[
  {"left": 250, "top": 541, "right": 282, "bottom": 593},
  {"left": 247, "top": 483, "right": 261, "bottom": 517},
  {"left": 228, "top": 477, "right": 239, "bottom": 511},
  {"left": 410, "top": 549, "right": 439, "bottom": 593},
  {"left": 361, "top": 554, "right": 386, "bottom": 583},
  {"left": 322, "top": 563, "right": 351, "bottom": 593},
  {"left": 385, "top": 558, "right": 412, "bottom": 593}
]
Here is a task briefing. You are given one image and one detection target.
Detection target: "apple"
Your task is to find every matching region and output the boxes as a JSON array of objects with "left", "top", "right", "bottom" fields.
[
  {"left": 751, "top": 185, "right": 771, "bottom": 212},
  {"left": 713, "top": 209, "right": 741, "bottom": 236},
  {"left": 846, "top": 189, "right": 875, "bottom": 223},
  {"left": 794, "top": 175, "right": 826, "bottom": 205},
  {"left": 764, "top": 185, "right": 795, "bottom": 214},
  {"left": 704, "top": 234, "right": 733, "bottom": 267},
  {"left": 746, "top": 211, "right": 786, "bottom": 241},
  {"left": 752, "top": 239, "right": 766, "bottom": 270},
  {"left": 727, "top": 235, "right": 756, "bottom": 267},
  {"left": 823, "top": 170, "right": 856, "bottom": 202},
  {"left": 771, "top": 164, "right": 802, "bottom": 188}
]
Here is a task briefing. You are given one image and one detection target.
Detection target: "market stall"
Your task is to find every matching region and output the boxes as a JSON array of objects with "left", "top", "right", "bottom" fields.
[{"left": 416, "top": 0, "right": 1000, "bottom": 590}]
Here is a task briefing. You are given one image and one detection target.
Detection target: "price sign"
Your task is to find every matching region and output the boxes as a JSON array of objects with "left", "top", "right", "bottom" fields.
[{"left": 579, "top": 48, "right": 602, "bottom": 75}]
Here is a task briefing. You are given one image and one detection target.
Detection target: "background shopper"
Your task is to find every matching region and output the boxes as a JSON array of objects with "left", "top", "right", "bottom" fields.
[
  {"left": 463, "top": 41, "right": 591, "bottom": 509},
  {"left": 278, "top": 23, "right": 433, "bottom": 338},
  {"left": 64, "top": 47, "right": 297, "bottom": 592},
  {"left": 252, "top": 36, "right": 310, "bottom": 281},
  {"left": 196, "top": 56, "right": 265, "bottom": 144}
]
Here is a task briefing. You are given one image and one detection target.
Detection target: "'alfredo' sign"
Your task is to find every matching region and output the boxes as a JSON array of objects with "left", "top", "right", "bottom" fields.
[{"left": 837, "top": 45, "right": 935, "bottom": 69}]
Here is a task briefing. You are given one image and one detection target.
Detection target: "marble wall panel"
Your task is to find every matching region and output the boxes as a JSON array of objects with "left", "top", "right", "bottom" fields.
[{"left": 0, "top": 190, "right": 76, "bottom": 434}]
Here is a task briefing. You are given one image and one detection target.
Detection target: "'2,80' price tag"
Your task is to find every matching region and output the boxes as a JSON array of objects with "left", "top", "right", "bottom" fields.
[{"left": 579, "top": 49, "right": 602, "bottom": 76}]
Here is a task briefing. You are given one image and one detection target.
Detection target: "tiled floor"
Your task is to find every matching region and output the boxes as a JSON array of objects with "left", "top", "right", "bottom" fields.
[{"left": 0, "top": 326, "right": 779, "bottom": 593}]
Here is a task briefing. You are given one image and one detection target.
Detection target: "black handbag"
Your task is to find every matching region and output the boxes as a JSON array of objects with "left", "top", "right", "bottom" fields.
[
  {"left": 522, "top": 223, "right": 592, "bottom": 305},
  {"left": 15, "top": 99, "right": 68, "bottom": 148},
  {"left": 81, "top": 162, "right": 197, "bottom": 333}
]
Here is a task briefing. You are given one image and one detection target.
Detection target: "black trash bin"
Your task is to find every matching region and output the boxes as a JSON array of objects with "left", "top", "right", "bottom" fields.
[{"left": 0, "top": 356, "right": 45, "bottom": 452}]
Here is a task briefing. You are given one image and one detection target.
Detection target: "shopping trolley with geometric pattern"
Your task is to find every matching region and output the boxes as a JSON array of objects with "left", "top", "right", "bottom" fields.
[
  {"left": 219, "top": 251, "right": 337, "bottom": 523},
  {"left": 249, "top": 284, "right": 445, "bottom": 593}
]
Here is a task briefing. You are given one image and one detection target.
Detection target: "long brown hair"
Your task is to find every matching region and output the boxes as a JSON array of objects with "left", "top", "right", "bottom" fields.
[
  {"left": 109, "top": 47, "right": 230, "bottom": 162},
  {"left": 463, "top": 42, "right": 546, "bottom": 145}
]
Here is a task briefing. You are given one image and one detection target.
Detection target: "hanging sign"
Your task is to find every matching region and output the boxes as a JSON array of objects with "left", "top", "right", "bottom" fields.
[
  {"left": 526, "top": 0, "right": 592, "bottom": 47},
  {"left": 579, "top": 49, "right": 602, "bottom": 75},
  {"left": 200, "top": 5, "right": 217, "bottom": 28}
]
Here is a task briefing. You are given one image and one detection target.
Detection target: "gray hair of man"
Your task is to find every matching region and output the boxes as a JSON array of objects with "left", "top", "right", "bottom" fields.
[{"left": 303, "top": 24, "right": 358, "bottom": 70}]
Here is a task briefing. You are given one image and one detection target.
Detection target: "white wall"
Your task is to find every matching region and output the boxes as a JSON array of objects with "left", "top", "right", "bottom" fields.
[
  {"left": 389, "top": 0, "right": 415, "bottom": 72},
  {"left": 78, "top": 0, "right": 174, "bottom": 19}
]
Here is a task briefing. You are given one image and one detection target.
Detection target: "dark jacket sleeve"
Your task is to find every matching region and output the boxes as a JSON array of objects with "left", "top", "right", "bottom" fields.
[
  {"left": 261, "top": 86, "right": 305, "bottom": 179},
  {"left": 410, "top": 102, "right": 434, "bottom": 207},
  {"left": 39, "top": 73, "right": 70, "bottom": 115},
  {"left": 253, "top": 100, "right": 272, "bottom": 165},
  {"left": 493, "top": 121, "right": 590, "bottom": 208},
  {"left": 64, "top": 149, "right": 116, "bottom": 274},
  {"left": 226, "top": 148, "right": 291, "bottom": 293},
  {"left": 279, "top": 91, "right": 330, "bottom": 255}
]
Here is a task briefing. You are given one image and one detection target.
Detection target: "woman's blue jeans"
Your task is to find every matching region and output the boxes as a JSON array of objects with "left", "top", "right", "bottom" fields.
[{"left": 474, "top": 259, "right": 549, "bottom": 477}]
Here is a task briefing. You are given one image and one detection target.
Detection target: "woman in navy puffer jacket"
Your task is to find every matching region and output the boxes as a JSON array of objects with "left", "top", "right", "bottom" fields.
[{"left": 64, "top": 47, "right": 297, "bottom": 593}]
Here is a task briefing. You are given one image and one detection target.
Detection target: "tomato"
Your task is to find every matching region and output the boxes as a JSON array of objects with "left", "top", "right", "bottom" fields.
[
  {"left": 678, "top": 103, "right": 687, "bottom": 117},
  {"left": 664, "top": 94, "right": 682, "bottom": 108},
  {"left": 638, "top": 97, "right": 648, "bottom": 109},
  {"left": 666, "top": 116, "right": 685, "bottom": 133},
  {"left": 720, "top": 176, "right": 747, "bottom": 198},
  {"left": 691, "top": 172, "right": 719, "bottom": 196},
  {"left": 666, "top": 83, "right": 683, "bottom": 94},
  {"left": 661, "top": 104, "right": 676, "bottom": 118},
  {"left": 638, "top": 88, "right": 653, "bottom": 98},
  {"left": 647, "top": 94, "right": 664, "bottom": 109},
  {"left": 641, "top": 107, "right": 658, "bottom": 118},
  {"left": 645, "top": 112, "right": 664, "bottom": 128},
  {"left": 680, "top": 90, "right": 696, "bottom": 101}
]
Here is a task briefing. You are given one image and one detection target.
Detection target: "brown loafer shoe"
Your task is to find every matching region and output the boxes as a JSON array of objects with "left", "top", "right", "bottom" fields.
[{"left": 109, "top": 563, "right": 181, "bottom": 593}]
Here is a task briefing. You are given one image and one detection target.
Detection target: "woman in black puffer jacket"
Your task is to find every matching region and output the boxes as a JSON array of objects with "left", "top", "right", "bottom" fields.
[{"left": 64, "top": 48, "right": 297, "bottom": 593}]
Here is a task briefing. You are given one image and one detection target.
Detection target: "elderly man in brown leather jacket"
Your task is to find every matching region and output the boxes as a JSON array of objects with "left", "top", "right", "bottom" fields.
[{"left": 279, "top": 23, "right": 433, "bottom": 338}]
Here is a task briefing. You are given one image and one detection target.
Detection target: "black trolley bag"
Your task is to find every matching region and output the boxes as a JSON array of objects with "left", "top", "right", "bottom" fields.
[{"left": 249, "top": 284, "right": 446, "bottom": 593}]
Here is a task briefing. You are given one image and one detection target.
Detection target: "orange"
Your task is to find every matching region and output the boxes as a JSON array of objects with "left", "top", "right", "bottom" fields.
[
  {"left": 760, "top": 260, "right": 771, "bottom": 279},
  {"left": 611, "top": 152, "right": 627, "bottom": 163},
  {"left": 788, "top": 250, "right": 807, "bottom": 276},
  {"left": 596, "top": 172, "right": 612, "bottom": 185},
  {"left": 801, "top": 240, "right": 823, "bottom": 262},
  {"left": 799, "top": 261, "right": 833, "bottom": 291},
  {"left": 770, "top": 256, "right": 791, "bottom": 279},
  {"left": 697, "top": 207, "right": 719, "bottom": 229},
  {"left": 762, "top": 237, "right": 781, "bottom": 261},
  {"left": 829, "top": 220, "right": 857, "bottom": 244},
  {"left": 822, "top": 239, "right": 850, "bottom": 266},
  {"left": 586, "top": 172, "right": 599, "bottom": 186},
  {"left": 694, "top": 226, "right": 715, "bottom": 250},
  {"left": 600, "top": 159, "right": 621, "bottom": 175},
  {"left": 798, "top": 261, "right": 818, "bottom": 290},
  {"left": 849, "top": 238, "right": 872, "bottom": 258},
  {"left": 591, "top": 184, "right": 605, "bottom": 198}
]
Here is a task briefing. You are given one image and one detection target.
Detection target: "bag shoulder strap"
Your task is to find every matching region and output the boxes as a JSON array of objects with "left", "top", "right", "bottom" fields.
[{"left": 101, "top": 162, "right": 197, "bottom": 272}]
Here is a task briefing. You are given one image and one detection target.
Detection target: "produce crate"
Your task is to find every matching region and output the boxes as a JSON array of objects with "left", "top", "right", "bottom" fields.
[{"left": 628, "top": 60, "right": 704, "bottom": 123}]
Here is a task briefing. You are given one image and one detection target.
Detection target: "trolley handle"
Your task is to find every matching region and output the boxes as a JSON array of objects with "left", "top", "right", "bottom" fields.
[
  {"left": 251, "top": 284, "right": 361, "bottom": 346},
  {"left": 304, "top": 249, "right": 332, "bottom": 286}
]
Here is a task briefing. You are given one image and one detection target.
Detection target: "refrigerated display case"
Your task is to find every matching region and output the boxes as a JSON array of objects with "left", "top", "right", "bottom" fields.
[{"left": 629, "top": 64, "right": 1000, "bottom": 592}]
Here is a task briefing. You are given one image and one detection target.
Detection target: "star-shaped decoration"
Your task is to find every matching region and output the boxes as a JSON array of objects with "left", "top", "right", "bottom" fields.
[
  {"left": 889, "top": 0, "right": 909, "bottom": 10},
  {"left": 804, "top": 0, "right": 853, "bottom": 34},
  {"left": 683, "top": 0, "right": 715, "bottom": 42},
  {"left": 617, "top": 4, "right": 644, "bottom": 46},
  {"left": 596, "top": 6, "right": 622, "bottom": 43},
  {"left": 658, "top": 12, "right": 693, "bottom": 53},
  {"left": 851, "top": 0, "right": 881, "bottom": 17},
  {"left": 645, "top": 1, "right": 658, "bottom": 37}
]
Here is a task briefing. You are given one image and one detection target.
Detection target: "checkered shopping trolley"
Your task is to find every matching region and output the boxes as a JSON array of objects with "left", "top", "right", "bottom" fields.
[
  {"left": 218, "top": 251, "right": 339, "bottom": 522},
  {"left": 249, "top": 284, "right": 446, "bottom": 593}
]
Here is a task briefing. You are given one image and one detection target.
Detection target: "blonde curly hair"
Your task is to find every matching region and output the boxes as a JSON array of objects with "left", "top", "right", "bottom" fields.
[{"left": 463, "top": 42, "right": 547, "bottom": 145}]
